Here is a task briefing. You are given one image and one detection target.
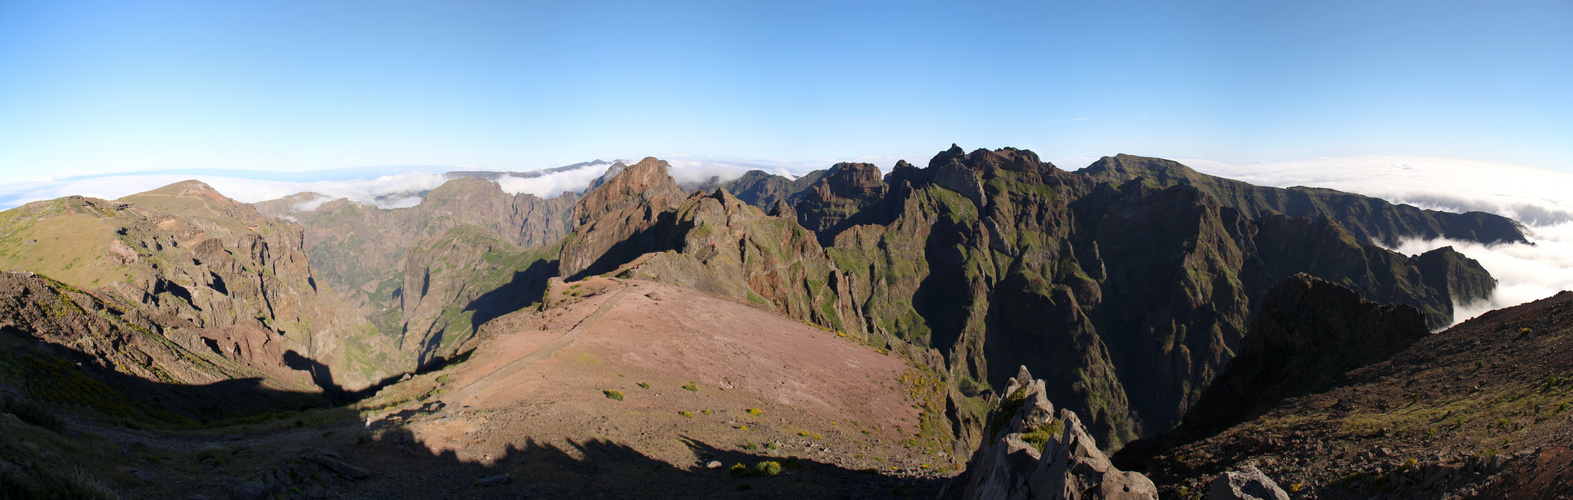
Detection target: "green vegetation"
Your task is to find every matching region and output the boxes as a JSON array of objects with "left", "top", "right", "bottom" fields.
[
  {"left": 1019, "top": 419, "right": 1064, "bottom": 453},
  {"left": 602, "top": 390, "right": 624, "bottom": 401},
  {"left": 729, "top": 461, "right": 783, "bottom": 477},
  {"left": 745, "top": 407, "right": 761, "bottom": 416},
  {"left": 677, "top": 411, "right": 692, "bottom": 418},
  {"left": 683, "top": 382, "right": 698, "bottom": 392}
]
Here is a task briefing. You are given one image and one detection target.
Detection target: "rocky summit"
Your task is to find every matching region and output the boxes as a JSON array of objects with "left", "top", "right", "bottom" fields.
[{"left": 0, "top": 146, "right": 1561, "bottom": 499}]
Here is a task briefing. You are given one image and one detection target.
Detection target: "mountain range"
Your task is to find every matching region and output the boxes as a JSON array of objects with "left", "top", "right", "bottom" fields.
[{"left": 0, "top": 145, "right": 1554, "bottom": 499}]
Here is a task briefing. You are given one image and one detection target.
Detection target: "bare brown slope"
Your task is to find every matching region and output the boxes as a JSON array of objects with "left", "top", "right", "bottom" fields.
[{"left": 315, "top": 277, "right": 957, "bottom": 498}]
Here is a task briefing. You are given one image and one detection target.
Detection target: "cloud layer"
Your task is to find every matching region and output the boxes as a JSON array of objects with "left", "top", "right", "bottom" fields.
[{"left": 1180, "top": 156, "right": 1573, "bottom": 326}]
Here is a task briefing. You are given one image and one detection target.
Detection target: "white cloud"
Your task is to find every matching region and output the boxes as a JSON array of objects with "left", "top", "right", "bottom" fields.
[{"left": 1179, "top": 155, "right": 1573, "bottom": 326}]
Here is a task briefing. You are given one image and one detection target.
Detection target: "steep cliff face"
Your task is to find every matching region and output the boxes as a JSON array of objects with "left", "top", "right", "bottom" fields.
[
  {"left": 0, "top": 181, "right": 394, "bottom": 394},
  {"left": 794, "top": 162, "right": 892, "bottom": 246},
  {"left": 1080, "top": 153, "right": 1528, "bottom": 247},
  {"left": 1180, "top": 274, "right": 1430, "bottom": 434},
  {"left": 256, "top": 176, "right": 576, "bottom": 371}
]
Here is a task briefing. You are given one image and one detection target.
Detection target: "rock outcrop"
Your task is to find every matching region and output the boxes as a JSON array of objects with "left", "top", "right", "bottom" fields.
[{"left": 955, "top": 366, "right": 1157, "bottom": 499}]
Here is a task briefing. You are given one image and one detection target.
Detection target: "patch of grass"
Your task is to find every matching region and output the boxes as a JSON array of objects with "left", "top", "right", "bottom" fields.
[
  {"left": 701, "top": 409, "right": 713, "bottom": 415},
  {"left": 637, "top": 382, "right": 650, "bottom": 389},
  {"left": 796, "top": 430, "right": 823, "bottom": 440},
  {"left": 742, "top": 443, "right": 757, "bottom": 451},
  {"left": 683, "top": 382, "right": 698, "bottom": 392},
  {"left": 1019, "top": 419, "right": 1064, "bottom": 453},
  {"left": 746, "top": 408, "right": 762, "bottom": 416},
  {"left": 602, "top": 390, "right": 624, "bottom": 401},
  {"left": 678, "top": 411, "right": 692, "bottom": 418},
  {"left": 736, "top": 424, "right": 751, "bottom": 431}
]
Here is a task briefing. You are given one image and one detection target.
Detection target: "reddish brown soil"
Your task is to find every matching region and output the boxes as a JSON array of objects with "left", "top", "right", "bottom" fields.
[{"left": 104, "top": 277, "right": 956, "bottom": 498}]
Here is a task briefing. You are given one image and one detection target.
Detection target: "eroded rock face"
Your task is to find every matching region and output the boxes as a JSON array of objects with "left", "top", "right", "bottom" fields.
[
  {"left": 794, "top": 162, "right": 891, "bottom": 246},
  {"left": 558, "top": 157, "right": 685, "bottom": 279},
  {"left": 957, "top": 366, "right": 1157, "bottom": 500},
  {"left": 0, "top": 182, "right": 392, "bottom": 392}
]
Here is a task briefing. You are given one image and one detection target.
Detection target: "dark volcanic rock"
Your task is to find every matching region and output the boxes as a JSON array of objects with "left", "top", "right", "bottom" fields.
[{"left": 1181, "top": 274, "right": 1430, "bottom": 434}]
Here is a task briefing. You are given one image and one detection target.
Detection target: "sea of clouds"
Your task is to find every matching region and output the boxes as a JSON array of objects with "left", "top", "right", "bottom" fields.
[
  {"left": 3, "top": 154, "right": 1570, "bottom": 326},
  {"left": 1180, "top": 156, "right": 1573, "bottom": 326}
]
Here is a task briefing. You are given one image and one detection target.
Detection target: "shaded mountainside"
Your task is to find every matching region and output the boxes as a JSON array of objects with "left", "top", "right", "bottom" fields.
[
  {"left": 1080, "top": 153, "right": 1528, "bottom": 247},
  {"left": 718, "top": 168, "right": 829, "bottom": 209},
  {"left": 0, "top": 182, "right": 395, "bottom": 393},
  {"left": 255, "top": 176, "right": 576, "bottom": 370},
  {"left": 555, "top": 145, "right": 1497, "bottom": 453},
  {"left": 1124, "top": 284, "right": 1573, "bottom": 499}
]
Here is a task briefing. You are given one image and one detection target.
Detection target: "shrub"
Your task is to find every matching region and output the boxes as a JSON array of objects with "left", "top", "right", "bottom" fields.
[
  {"left": 603, "top": 390, "right": 624, "bottom": 401},
  {"left": 753, "top": 461, "right": 782, "bottom": 476},
  {"left": 2, "top": 395, "right": 63, "bottom": 433},
  {"left": 701, "top": 409, "right": 713, "bottom": 415},
  {"left": 637, "top": 382, "right": 650, "bottom": 389},
  {"left": 730, "top": 461, "right": 782, "bottom": 477},
  {"left": 746, "top": 408, "right": 762, "bottom": 416},
  {"left": 683, "top": 382, "right": 698, "bottom": 392},
  {"left": 743, "top": 443, "right": 757, "bottom": 450},
  {"left": 737, "top": 424, "right": 751, "bottom": 431},
  {"left": 678, "top": 411, "right": 692, "bottom": 418}
]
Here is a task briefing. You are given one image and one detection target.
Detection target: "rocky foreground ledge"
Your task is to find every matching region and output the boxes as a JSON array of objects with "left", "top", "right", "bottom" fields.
[{"left": 951, "top": 366, "right": 1158, "bottom": 499}]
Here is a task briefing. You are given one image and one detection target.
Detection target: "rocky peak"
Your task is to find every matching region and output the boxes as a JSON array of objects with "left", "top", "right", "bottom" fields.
[
  {"left": 954, "top": 365, "right": 1157, "bottom": 499},
  {"left": 571, "top": 157, "right": 683, "bottom": 228},
  {"left": 794, "top": 162, "right": 892, "bottom": 245},
  {"left": 559, "top": 157, "right": 686, "bottom": 279},
  {"left": 817, "top": 162, "right": 887, "bottom": 200}
]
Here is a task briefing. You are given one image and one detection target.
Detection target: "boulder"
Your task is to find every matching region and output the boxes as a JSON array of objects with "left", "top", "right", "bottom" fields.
[{"left": 1206, "top": 465, "right": 1289, "bottom": 500}]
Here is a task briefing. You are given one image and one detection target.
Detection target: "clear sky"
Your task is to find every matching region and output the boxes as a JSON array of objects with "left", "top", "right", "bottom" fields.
[{"left": 2, "top": 0, "right": 1570, "bottom": 185}]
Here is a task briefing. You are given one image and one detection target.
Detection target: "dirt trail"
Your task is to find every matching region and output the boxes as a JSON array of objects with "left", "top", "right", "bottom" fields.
[{"left": 444, "top": 286, "right": 630, "bottom": 408}]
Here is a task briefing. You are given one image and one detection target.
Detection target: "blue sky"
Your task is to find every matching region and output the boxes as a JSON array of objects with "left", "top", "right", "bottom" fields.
[{"left": 2, "top": 0, "right": 1570, "bottom": 186}]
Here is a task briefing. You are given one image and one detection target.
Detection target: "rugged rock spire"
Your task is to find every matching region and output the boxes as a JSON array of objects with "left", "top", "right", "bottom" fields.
[{"left": 955, "top": 366, "right": 1157, "bottom": 499}]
